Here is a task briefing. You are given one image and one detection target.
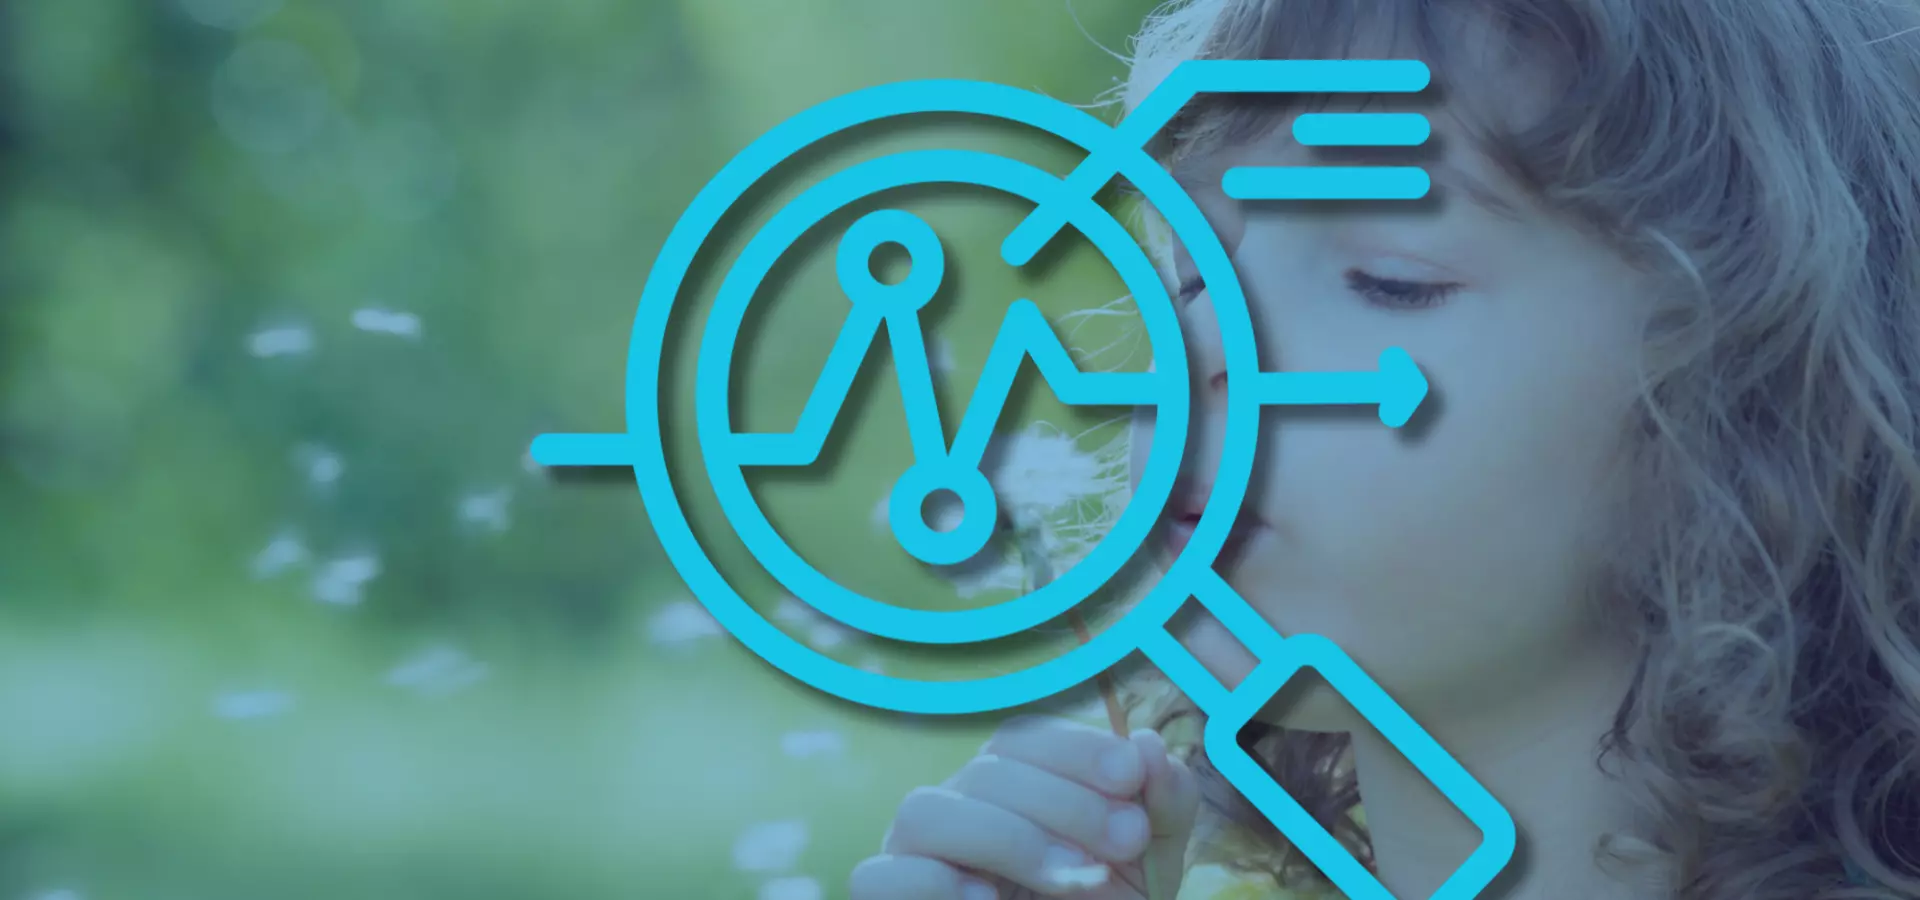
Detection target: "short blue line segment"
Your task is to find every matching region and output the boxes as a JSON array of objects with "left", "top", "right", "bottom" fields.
[
  {"left": 1222, "top": 165, "right": 1432, "bottom": 200},
  {"left": 1292, "top": 112, "right": 1431, "bottom": 146}
]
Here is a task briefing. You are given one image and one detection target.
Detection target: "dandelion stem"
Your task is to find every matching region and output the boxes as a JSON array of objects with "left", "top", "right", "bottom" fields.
[{"left": 1008, "top": 514, "right": 1164, "bottom": 900}]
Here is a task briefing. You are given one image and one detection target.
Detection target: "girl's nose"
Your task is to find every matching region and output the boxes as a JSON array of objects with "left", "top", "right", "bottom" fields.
[{"left": 1182, "top": 289, "right": 1230, "bottom": 399}]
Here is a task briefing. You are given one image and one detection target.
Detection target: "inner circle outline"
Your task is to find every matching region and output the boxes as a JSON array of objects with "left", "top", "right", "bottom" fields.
[{"left": 698, "top": 149, "right": 1186, "bottom": 644}]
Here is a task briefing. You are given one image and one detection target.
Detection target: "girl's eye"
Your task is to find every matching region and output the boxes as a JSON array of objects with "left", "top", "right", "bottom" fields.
[
  {"left": 1176, "top": 275, "right": 1205, "bottom": 304},
  {"left": 1343, "top": 268, "right": 1461, "bottom": 310}
]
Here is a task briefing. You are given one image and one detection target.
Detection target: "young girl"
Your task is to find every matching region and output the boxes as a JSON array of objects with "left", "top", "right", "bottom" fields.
[{"left": 850, "top": 0, "right": 1920, "bottom": 897}]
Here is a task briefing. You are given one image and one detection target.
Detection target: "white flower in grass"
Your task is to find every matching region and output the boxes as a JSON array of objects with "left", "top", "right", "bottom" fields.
[
  {"left": 311, "top": 551, "right": 380, "bottom": 606},
  {"left": 928, "top": 338, "right": 955, "bottom": 375},
  {"left": 758, "top": 877, "right": 822, "bottom": 900},
  {"left": 456, "top": 487, "right": 513, "bottom": 533},
  {"left": 246, "top": 323, "right": 313, "bottom": 358},
  {"left": 733, "top": 819, "right": 809, "bottom": 873},
  {"left": 212, "top": 688, "right": 294, "bottom": 720},
  {"left": 779, "top": 729, "right": 846, "bottom": 760},
  {"left": 251, "top": 529, "right": 308, "bottom": 579},
  {"left": 292, "top": 443, "right": 343, "bottom": 487},
  {"left": 386, "top": 644, "right": 489, "bottom": 697},
  {"left": 350, "top": 306, "right": 422, "bottom": 339},
  {"left": 772, "top": 596, "right": 855, "bottom": 650},
  {"left": 647, "top": 600, "right": 723, "bottom": 646}
]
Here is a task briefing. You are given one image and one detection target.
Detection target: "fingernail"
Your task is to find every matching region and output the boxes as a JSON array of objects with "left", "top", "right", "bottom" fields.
[
  {"left": 1107, "top": 804, "right": 1149, "bottom": 850},
  {"left": 1132, "top": 727, "right": 1166, "bottom": 758},
  {"left": 959, "top": 877, "right": 998, "bottom": 900},
  {"left": 1097, "top": 742, "right": 1141, "bottom": 787},
  {"left": 1041, "top": 844, "right": 1110, "bottom": 890}
]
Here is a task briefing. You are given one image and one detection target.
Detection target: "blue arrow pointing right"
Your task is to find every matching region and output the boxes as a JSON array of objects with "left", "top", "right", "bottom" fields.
[{"left": 1251, "top": 347, "right": 1430, "bottom": 427}]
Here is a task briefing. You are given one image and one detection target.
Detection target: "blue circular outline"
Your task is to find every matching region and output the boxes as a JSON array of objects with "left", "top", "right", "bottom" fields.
[
  {"left": 697, "top": 149, "right": 1185, "bottom": 643},
  {"left": 626, "top": 79, "right": 1262, "bottom": 713}
]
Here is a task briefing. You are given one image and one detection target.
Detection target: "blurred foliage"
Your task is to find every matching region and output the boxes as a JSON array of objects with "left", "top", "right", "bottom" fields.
[{"left": 0, "top": 0, "right": 1167, "bottom": 897}]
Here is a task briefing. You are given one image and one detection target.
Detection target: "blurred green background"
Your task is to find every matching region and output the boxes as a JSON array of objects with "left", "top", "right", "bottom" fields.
[{"left": 0, "top": 0, "right": 1169, "bottom": 897}]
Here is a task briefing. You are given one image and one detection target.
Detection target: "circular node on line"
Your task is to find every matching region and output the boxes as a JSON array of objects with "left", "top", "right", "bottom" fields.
[{"left": 835, "top": 208, "right": 944, "bottom": 315}]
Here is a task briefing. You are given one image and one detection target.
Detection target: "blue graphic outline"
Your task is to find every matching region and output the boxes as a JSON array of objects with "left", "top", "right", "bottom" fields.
[{"left": 531, "top": 61, "right": 1515, "bottom": 900}]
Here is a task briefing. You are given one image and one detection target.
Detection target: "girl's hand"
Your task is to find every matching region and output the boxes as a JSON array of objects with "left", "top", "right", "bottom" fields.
[{"left": 848, "top": 716, "right": 1200, "bottom": 899}]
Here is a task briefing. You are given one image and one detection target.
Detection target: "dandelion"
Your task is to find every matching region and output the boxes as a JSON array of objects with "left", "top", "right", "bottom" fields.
[
  {"left": 456, "top": 487, "right": 512, "bottom": 534},
  {"left": 984, "top": 423, "right": 1109, "bottom": 515},
  {"left": 647, "top": 600, "right": 723, "bottom": 646},
  {"left": 292, "top": 443, "right": 343, "bottom": 487},
  {"left": 733, "top": 819, "right": 809, "bottom": 873},
  {"left": 779, "top": 729, "right": 846, "bottom": 760},
  {"left": 250, "top": 529, "right": 308, "bottom": 579},
  {"left": 771, "top": 596, "right": 855, "bottom": 650},
  {"left": 350, "top": 306, "right": 422, "bottom": 339},
  {"left": 311, "top": 551, "right": 380, "bottom": 606},
  {"left": 758, "top": 877, "right": 823, "bottom": 900},
  {"left": 386, "top": 644, "right": 489, "bottom": 697},
  {"left": 246, "top": 323, "right": 314, "bottom": 358},
  {"left": 212, "top": 688, "right": 294, "bottom": 720},
  {"left": 929, "top": 337, "right": 955, "bottom": 375}
]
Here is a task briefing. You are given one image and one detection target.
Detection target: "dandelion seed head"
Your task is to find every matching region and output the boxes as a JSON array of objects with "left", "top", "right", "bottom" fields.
[
  {"left": 386, "top": 645, "right": 489, "bottom": 697},
  {"left": 758, "top": 876, "right": 823, "bottom": 900},
  {"left": 246, "top": 324, "right": 314, "bottom": 358},
  {"left": 779, "top": 729, "right": 846, "bottom": 760},
  {"left": 212, "top": 689, "right": 294, "bottom": 720},
  {"left": 457, "top": 488, "right": 513, "bottom": 534},
  {"left": 311, "top": 552, "right": 380, "bottom": 606},
  {"left": 985, "top": 424, "right": 1107, "bottom": 514},
  {"left": 350, "top": 307, "right": 422, "bottom": 338},
  {"left": 647, "top": 600, "right": 723, "bottom": 646},
  {"left": 732, "top": 819, "right": 809, "bottom": 873},
  {"left": 292, "top": 443, "right": 343, "bottom": 486},
  {"left": 250, "top": 529, "right": 308, "bottom": 579}
]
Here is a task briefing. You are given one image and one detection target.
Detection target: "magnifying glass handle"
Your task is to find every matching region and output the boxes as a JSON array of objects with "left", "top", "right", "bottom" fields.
[{"left": 1137, "top": 574, "right": 1516, "bottom": 900}]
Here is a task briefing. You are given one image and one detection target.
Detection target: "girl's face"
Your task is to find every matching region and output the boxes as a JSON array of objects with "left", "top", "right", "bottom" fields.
[{"left": 1130, "top": 111, "right": 1656, "bottom": 731}]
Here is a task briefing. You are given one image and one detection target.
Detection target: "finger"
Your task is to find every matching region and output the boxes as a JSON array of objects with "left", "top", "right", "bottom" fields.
[
  {"left": 1135, "top": 728, "right": 1199, "bottom": 838},
  {"left": 848, "top": 854, "right": 998, "bottom": 900},
  {"left": 943, "top": 753, "right": 1151, "bottom": 863},
  {"left": 984, "top": 715, "right": 1145, "bottom": 797},
  {"left": 885, "top": 786, "right": 1112, "bottom": 895},
  {"left": 1134, "top": 728, "right": 1201, "bottom": 900}
]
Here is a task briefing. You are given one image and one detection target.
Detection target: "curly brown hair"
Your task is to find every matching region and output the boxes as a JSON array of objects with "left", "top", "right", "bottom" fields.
[{"left": 1114, "top": 0, "right": 1920, "bottom": 897}]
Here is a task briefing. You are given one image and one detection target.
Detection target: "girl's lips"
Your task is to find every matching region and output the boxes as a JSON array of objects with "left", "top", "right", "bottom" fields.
[
  {"left": 1160, "top": 481, "right": 1264, "bottom": 559},
  {"left": 1162, "top": 510, "right": 1261, "bottom": 558},
  {"left": 1165, "top": 515, "right": 1201, "bottom": 556}
]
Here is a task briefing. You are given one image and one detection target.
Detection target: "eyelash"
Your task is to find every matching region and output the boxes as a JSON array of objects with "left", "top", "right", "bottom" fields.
[
  {"left": 1343, "top": 268, "right": 1460, "bottom": 310},
  {"left": 1174, "top": 271, "right": 1460, "bottom": 309}
]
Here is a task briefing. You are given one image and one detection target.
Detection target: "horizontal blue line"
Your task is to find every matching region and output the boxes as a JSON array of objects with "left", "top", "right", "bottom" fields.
[
  {"left": 530, "top": 433, "right": 636, "bottom": 466},
  {"left": 1221, "top": 166, "right": 1431, "bottom": 200},
  {"left": 1292, "top": 113, "right": 1430, "bottom": 146},
  {"left": 1177, "top": 59, "right": 1432, "bottom": 94}
]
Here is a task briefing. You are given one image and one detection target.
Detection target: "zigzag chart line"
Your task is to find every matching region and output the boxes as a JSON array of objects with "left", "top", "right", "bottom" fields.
[{"left": 727, "top": 298, "right": 1174, "bottom": 470}]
